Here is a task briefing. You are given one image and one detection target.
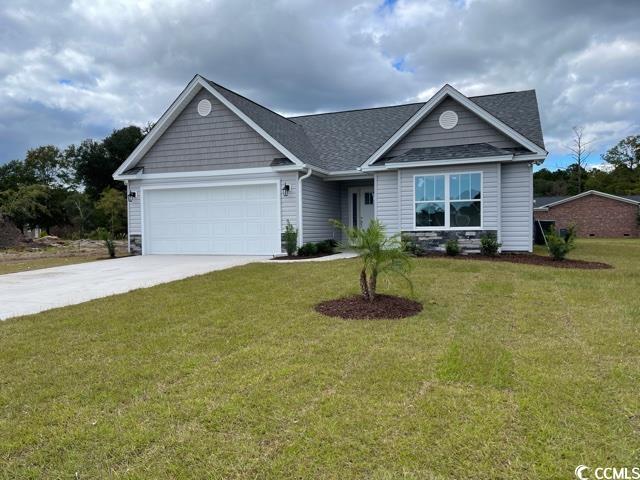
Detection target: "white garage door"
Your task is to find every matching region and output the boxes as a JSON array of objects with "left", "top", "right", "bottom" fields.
[{"left": 143, "top": 183, "right": 281, "bottom": 255}]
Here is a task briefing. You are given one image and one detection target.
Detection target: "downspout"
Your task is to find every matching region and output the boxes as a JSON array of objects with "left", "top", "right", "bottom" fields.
[{"left": 298, "top": 166, "right": 313, "bottom": 246}]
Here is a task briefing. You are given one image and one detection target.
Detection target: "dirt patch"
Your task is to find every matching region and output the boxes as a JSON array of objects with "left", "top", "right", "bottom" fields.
[
  {"left": 271, "top": 253, "right": 334, "bottom": 261},
  {"left": 0, "top": 217, "right": 24, "bottom": 249},
  {"left": 0, "top": 236, "right": 128, "bottom": 261},
  {"left": 315, "top": 294, "right": 423, "bottom": 320},
  {"left": 419, "top": 251, "right": 612, "bottom": 270}
]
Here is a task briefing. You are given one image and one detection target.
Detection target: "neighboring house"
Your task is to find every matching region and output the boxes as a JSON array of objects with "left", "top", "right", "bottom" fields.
[
  {"left": 534, "top": 191, "right": 640, "bottom": 238},
  {"left": 113, "top": 74, "right": 547, "bottom": 255}
]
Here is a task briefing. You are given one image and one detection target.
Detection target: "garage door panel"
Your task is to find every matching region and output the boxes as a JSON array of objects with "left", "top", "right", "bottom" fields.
[{"left": 143, "top": 184, "right": 280, "bottom": 255}]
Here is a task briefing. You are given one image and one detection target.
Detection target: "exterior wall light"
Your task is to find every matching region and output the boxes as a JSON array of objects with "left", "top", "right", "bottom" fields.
[
  {"left": 127, "top": 191, "right": 137, "bottom": 202},
  {"left": 281, "top": 184, "right": 290, "bottom": 197}
]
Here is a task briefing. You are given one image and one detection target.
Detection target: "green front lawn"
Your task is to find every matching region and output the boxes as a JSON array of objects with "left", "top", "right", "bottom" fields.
[{"left": 1, "top": 239, "right": 639, "bottom": 478}]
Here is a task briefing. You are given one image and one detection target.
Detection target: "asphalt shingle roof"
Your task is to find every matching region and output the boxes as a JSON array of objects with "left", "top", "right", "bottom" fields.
[
  {"left": 380, "top": 143, "right": 511, "bottom": 165},
  {"left": 203, "top": 76, "right": 545, "bottom": 172}
]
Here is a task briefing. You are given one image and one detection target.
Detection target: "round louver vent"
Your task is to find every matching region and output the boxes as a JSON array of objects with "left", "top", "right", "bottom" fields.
[
  {"left": 439, "top": 110, "right": 458, "bottom": 129},
  {"left": 197, "top": 99, "right": 212, "bottom": 117}
]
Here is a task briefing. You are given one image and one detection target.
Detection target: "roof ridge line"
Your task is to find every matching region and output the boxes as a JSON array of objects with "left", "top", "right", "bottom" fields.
[
  {"left": 288, "top": 101, "right": 426, "bottom": 119},
  {"left": 204, "top": 77, "right": 300, "bottom": 126}
]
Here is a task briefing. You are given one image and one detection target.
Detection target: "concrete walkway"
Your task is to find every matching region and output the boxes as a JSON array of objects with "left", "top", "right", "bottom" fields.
[{"left": 0, "top": 255, "right": 265, "bottom": 320}]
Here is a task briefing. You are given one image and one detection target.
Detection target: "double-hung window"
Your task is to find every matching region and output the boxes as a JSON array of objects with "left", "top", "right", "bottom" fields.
[{"left": 414, "top": 172, "right": 482, "bottom": 229}]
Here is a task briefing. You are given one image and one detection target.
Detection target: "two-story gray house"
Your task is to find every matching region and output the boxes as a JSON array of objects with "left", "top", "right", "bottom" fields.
[{"left": 113, "top": 74, "right": 546, "bottom": 255}]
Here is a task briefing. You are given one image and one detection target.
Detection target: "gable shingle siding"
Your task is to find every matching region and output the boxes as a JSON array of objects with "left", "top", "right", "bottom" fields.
[
  {"left": 137, "top": 90, "right": 283, "bottom": 173},
  {"left": 387, "top": 97, "right": 519, "bottom": 158}
]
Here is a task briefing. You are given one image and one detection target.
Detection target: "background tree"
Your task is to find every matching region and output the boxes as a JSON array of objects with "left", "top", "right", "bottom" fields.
[
  {"left": 603, "top": 135, "right": 639, "bottom": 171},
  {"left": 68, "top": 126, "right": 144, "bottom": 199},
  {"left": 0, "top": 159, "right": 37, "bottom": 191},
  {"left": 0, "top": 185, "right": 50, "bottom": 233},
  {"left": 96, "top": 187, "right": 127, "bottom": 236},
  {"left": 63, "top": 192, "right": 95, "bottom": 237},
  {"left": 23, "top": 145, "right": 73, "bottom": 188},
  {"left": 567, "top": 126, "right": 592, "bottom": 194}
]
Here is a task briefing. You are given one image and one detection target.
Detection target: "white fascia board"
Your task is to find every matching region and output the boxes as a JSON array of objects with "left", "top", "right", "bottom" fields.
[
  {"left": 367, "top": 154, "right": 514, "bottom": 170},
  {"left": 197, "top": 77, "right": 305, "bottom": 167},
  {"left": 515, "top": 153, "right": 547, "bottom": 164},
  {"left": 114, "top": 165, "right": 302, "bottom": 181},
  {"left": 361, "top": 84, "right": 547, "bottom": 168}
]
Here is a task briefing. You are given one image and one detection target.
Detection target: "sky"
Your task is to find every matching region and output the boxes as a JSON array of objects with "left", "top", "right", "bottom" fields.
[{"left": 1, "top": 0, "right": 639, "bottom": 170}]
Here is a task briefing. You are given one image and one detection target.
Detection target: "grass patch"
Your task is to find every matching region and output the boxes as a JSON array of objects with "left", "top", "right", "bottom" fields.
[
  {"left": 436, "top": 337, "right": 513, "bottom": 389},
  {"left": 0, "top": 239, "right": 638, "bottom": 478},
  {"left": 0, "top": 255, "right": 98, "bottom": 274}
]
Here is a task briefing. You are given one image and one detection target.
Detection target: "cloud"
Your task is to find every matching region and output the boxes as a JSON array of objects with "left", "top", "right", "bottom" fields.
[{"left": 0, "top": 0, "right": 639, "bottom": 165}]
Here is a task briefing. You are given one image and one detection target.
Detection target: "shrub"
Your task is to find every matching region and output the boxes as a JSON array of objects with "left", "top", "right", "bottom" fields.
[
  {"left": 297, "top": 242, "right": 318, "bottom": 256},
  {"left": 445, "top": 238, "right": 460, "bottom": 256},
  {"left": 317, "top": 239, "right": 337, "bottom": 254},
  {"left": 402, "top": 234, "right": 424, "bottom": 256},
  {"left": 480, "top": 232, "right": 501, "bottom": 256},
  {"left": 332, "top": 219, "right": 413, "bottom": 301},
  {"left": 546, "top": 224, "right": 576, "bottom": 260},
  {"left": 97, "top": 228, "right": 116, "bottom": 258},
  {"left": 283, "top": 220, "right": 298, "bottom": 256}
]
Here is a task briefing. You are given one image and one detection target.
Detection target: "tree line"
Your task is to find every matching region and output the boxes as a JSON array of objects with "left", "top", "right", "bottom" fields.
[
  {"left": 0, "top": 125, "right": 149, "bottom": 238},
  {"left": 534, "top": 134, "right": 640, "bottom": 197}
]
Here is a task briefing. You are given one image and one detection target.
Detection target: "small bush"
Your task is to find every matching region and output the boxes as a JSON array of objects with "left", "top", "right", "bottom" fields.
[
  {"left": 402, "top": 234, "right": 424, "bottom": 256},
  {"left": 480, "top": 232, "right": 501, "bottom": 256},
  {"left": 283, "top": 220, "right": 298, "bottom": 256},
  {"left": 97, "top": 228, "right": 116, "bottom": 258},
  {"left": 445, "top": 238, "right": 460, "bottom": 256},
  {"left": 546, "top": 224, "right": 576, "bottom": 260},
  {"left": 297, "top": 242, "right": 319, "bottom": 256},
  {"left": 316, "top": 239, "right": 337, "bottom": 254}
]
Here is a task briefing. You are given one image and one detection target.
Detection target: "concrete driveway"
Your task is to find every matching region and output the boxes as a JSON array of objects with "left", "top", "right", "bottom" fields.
[{"left": 0, "top": 255, "right": 265, "bottom": 320}]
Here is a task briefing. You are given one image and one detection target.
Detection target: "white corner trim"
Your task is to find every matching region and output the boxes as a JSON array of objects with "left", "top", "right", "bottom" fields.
[
  {"left": 297, "top": 167, "right": 313, "bottom": 246},
  {"left": 361, "top": 84, "right": 547, "bottom": 168},
  {"left": 113, "top": 75, "right": 306, "bottom": 179},
  {"left": 114, "top": 165, "right": 302, "bottom": 181},
  {"left": 380, "top": 154, "right": 514, "bottom": 170},
  {"left": 540, "top": 190, "right": 640, "bottom": 209}
]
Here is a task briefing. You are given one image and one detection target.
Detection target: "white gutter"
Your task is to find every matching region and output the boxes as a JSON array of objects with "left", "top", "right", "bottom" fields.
[{"left": 297, "top": 166, "right": 313, "bottom": 246}]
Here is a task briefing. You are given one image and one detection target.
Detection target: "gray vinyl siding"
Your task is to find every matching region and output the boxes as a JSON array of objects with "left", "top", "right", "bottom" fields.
[
  {"left": 301, "top": 174, "right": 341, "bottom": 242},
  {"left": 398, "top": 163, "right": 500, "bottom": 231},
  {"left": 137, "top": 89, "right": 283, "bottom": 173},
  {"left": 500, "top": 162, "right": 533, "bottom": 251},
  {"left": 126, "top": 172, "right": 298, "bottom": 239},
  {"left": 127, "top": 180, "right": 142, "bottom": 234},
  {"left": 388, "top": 97, "right": 519, "bottom": 157},
  {"left": 374, "top": 171, "right": 399, "bottom": 234}
]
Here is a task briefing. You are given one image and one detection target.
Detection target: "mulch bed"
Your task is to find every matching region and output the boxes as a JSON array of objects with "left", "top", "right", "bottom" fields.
[
  {"left": 315, "top": 294, "right": 423, "bottom": 320},
  {"left": 419, "top": 252, "right": 612, "bottom": 269},
  {"left": 271, "top": 253, "right": 334, "bottom": 261}
]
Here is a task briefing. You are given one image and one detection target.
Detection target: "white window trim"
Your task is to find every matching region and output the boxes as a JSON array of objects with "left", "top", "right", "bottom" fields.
[{"left": 412, "top": 171, "right": 484, "bottom": 231}]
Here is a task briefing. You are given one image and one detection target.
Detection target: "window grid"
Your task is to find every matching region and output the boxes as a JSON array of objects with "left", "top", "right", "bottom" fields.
[{"left": 414, "top": 172, "right": 483, "bottom": 230}]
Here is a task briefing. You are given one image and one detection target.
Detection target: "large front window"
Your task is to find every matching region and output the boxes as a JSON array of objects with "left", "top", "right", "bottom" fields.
[{"left": 414, "top": 172, "right": 482, "bottom": 229}]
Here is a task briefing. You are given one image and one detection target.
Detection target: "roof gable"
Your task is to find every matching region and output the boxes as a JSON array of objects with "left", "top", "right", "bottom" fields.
[
  {"left": 114, "top": 75, "right": 308, "bottom": 178},
  {"left": 379, "top": 96, "right": 521, "bottom": 163},
  {"left": 535, "top": 190, "right": 640, "bottom": 209},
  {"left": 360, "top": 85, "right": 546, "bottom": 169}
]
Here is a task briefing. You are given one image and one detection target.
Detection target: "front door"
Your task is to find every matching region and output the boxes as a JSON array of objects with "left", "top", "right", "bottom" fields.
[{"left": 349, "top": 187, "right": 375, "bottom": 229}]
